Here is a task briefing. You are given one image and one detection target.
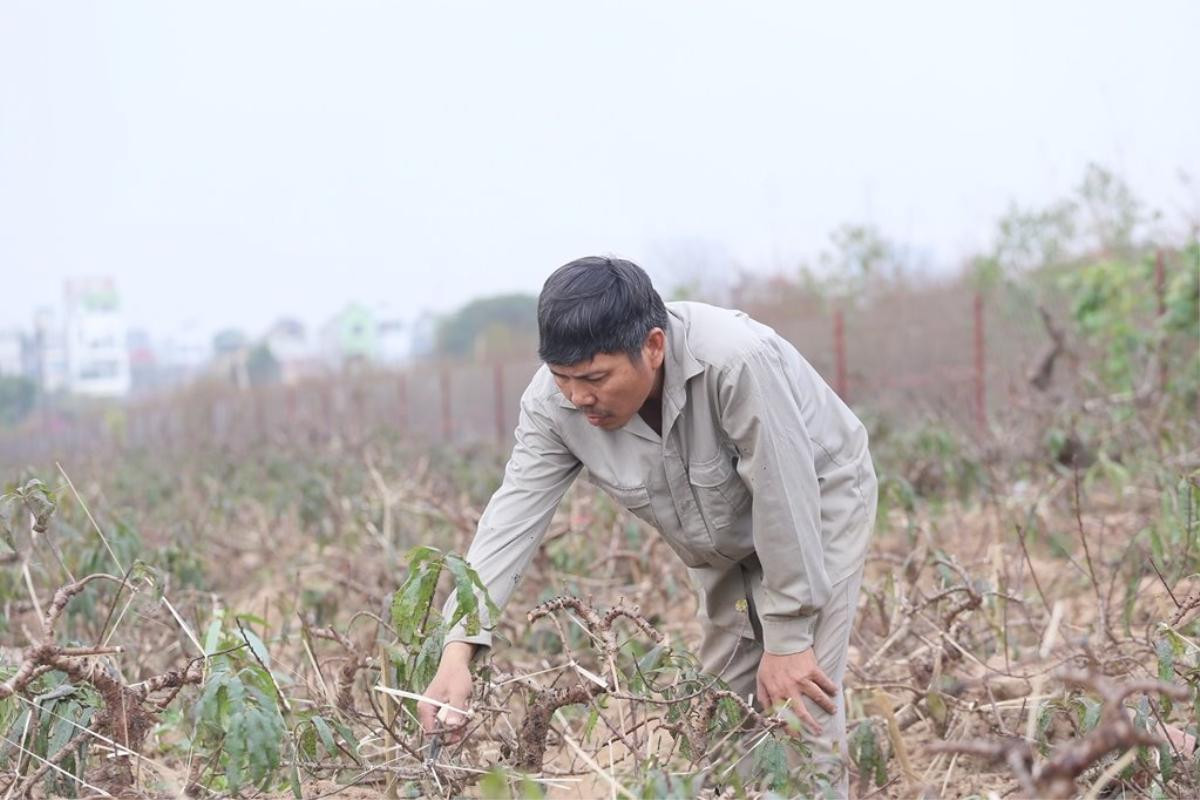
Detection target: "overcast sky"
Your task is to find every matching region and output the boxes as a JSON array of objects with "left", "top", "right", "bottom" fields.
[{"left": 2, "top": 1, "right": 1197, "bottom": 341}]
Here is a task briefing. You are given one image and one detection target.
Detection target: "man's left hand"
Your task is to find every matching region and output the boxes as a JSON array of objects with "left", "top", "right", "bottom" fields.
[{"left": 756, "top": 649, "right": 838, "bottom": 735}]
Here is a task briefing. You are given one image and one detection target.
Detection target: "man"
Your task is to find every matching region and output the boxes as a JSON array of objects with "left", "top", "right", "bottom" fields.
[{"left": 418, "top": 256, "right": 876, "bottom": 791}]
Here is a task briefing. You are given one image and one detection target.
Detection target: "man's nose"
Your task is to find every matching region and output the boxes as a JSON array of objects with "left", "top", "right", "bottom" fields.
[{"left": 569, "top": 384, "right": 595, "bottom": 407}]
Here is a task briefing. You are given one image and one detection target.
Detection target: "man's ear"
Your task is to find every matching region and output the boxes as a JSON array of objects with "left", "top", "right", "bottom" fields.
[{"left": 644, "top": 328, "right": 666, "bottom": 368}]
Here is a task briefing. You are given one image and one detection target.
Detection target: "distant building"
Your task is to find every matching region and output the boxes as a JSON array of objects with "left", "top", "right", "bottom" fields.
[
  {"left": 209, "top": 328, "right": 251, "bottom": 388},
  {"left": 321, "top": 304, "right": 377, "bottom": 365},
  {"left": 373, "top": 304, "right": 412, "bottom": 365},
  {"left": 126, "top": 329, "right": 158, "bottom": 393},
  {"left": 0, "top": 331, "right": 23, "bottom": 377},
  {"left": 159, "top": 320, "right": 210, "bottom": 376},
  {"left": 408, "top": 311, "right": 437, "bottom": 360},
  {"left": 33, "top": 308, "right": 68, "bottom": 393},
  {"left": 62, "top": 278, "right": 131, "bottom": 397},
  {"left": 264, "top": 317, "right": 320, "bottom": 382},
  {"left": 265, "top": 318, "right": 306, "bottom": 361},
  {"left": 212, "top": 328, "right": 248, "bottom": 356}
]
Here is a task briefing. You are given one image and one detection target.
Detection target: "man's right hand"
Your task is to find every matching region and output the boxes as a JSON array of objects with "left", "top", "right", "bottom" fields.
[{"left": 417, "top": 642, "right": 476, "bottom": 745}]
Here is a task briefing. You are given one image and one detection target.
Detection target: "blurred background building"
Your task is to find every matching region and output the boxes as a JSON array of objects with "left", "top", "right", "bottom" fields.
[{"left": 60, "top": 278, "right": 131, "bottom": 397}]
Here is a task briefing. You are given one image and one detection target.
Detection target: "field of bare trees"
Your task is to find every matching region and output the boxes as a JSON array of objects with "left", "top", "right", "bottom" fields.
[{"left": 2, "top": 175, "right": 1197, "bottom": 798}]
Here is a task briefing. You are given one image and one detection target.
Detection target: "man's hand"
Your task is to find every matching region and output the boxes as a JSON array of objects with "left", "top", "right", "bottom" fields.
[
  {"left": 756, "top": 649, "right": 838, "bottom": 735},
  {"left": 417, "top": 642, "right": 475, "bottom": 745}
]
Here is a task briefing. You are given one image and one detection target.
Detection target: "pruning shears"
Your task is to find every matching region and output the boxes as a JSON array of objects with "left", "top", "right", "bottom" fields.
[
  {"left": 424, "top": 705, "right": 456, "bottom": 791},
  {"left": 424, "top": 733, "right": 445, "bottom": 792},
  {"left": 426, "top": 732, "right": 443, "bottom": 766}
]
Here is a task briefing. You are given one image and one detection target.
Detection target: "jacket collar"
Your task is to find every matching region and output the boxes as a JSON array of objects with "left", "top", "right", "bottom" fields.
[{"left": 660, "top": 308, "right": 704, "bottom": 437}]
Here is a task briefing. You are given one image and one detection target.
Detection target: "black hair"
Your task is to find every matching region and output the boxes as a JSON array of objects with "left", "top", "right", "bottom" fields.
[{"left": 537, "top": 256, "right": 668, "bottom": 365}]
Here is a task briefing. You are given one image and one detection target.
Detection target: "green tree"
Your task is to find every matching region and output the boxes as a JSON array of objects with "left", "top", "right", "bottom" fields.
[
  {"left": 246, "top": 343, "right": 280, "bottom": 386},
  {"left": 0, "top": 376, "right": 37, "bottom": 427},
  {"left": 1076, "top": 162, "right": 1142, "bottom": 256},
  {"left": 819, "top": 223, "right": 918, "bottom": 303},
  {"left": 434, "top": 293, "right": 537, "bottom": 360}
]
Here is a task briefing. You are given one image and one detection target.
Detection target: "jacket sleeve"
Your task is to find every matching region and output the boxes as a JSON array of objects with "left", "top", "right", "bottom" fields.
[
  {"left": 441, "top": 393, "right": 581, "bottom": 653},
  {"left": 716, "top": 345, "right": 831, "bottom": 655}
]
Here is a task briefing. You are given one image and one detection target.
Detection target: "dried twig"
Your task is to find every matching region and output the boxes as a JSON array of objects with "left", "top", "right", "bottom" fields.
[
  {"left": 930, "top": 671, "right": 1188, "bottom": 799},
  {"left": 1029, "top": 305, "right": 1066, "bottom": 391},
  {"left": 0, "top": 574, "right": 205, "bottom": 794},
  {"left": 516, "top": 595, "right": 663, "bottom": 771},
  {"left": 311, "top": 625, "right": 370, "bottom": 714}
]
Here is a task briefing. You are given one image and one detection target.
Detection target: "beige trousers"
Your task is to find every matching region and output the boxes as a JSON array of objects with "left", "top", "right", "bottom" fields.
[{"left": 699, "top": 565, "right": 865, "bottom": 798}]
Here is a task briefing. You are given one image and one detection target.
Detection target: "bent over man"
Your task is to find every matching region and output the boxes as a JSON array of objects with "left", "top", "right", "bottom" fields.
[{"left": 418, "top": 256, "right": 876, "bottom": 793}]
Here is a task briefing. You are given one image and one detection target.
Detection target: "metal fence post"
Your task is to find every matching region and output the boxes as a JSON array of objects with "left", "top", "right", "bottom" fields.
[
  {"left": 973, "top": 292, "right": 986, "bottom": 434},
  {"left": 1156, "top": 248, "right": 1168, "bottom": 395},
  {"left": 396, "top": 373, "right": 408, "bottom": 437},
  {"left": 493, "top": 362, "right": 506, "bottom": 445},
  {"left": 833, "top": 308, "right": 848, "bottom": 401},
  {"left": 321, "top": 382, "right": 334, "bottom": 443},
  {"left": 440, "top": 367, "right": 453, "bottom": 443}
]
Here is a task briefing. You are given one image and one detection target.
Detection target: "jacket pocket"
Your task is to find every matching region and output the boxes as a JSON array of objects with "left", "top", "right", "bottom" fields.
[
  {"left": 593, "top": 480, "right": 661, "bottom": 531},
  {"left": 688, "top": 453, "right": 751, "bottom": 532}
]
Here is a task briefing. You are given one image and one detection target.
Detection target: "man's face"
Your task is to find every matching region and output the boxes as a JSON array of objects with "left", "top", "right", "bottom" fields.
[{"left": 548, "top": 329, "right": 666, "bottom": 431}]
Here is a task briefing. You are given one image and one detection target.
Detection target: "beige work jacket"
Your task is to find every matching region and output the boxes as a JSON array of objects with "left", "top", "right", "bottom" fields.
[{"left": 442, "top": 301, "right": 876, "bottom": 655}]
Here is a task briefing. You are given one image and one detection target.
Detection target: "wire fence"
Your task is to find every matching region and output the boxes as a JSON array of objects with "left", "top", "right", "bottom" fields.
[{"left": 0, "top": 259, "right": 1184, "bottom": 467}]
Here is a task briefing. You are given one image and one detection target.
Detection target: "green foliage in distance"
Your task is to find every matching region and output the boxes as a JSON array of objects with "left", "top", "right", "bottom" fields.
[
  {"left": 245, "top": 343, "right": 281, "bottom": 386},
  {"left": 1064, "top": 257, "right": 1158, "bottom": 395},
  {"left": 1057, "top": 242, "right": 1198, "bottom": 419},
  {"left": 433, "top": 293, "right": 537, "bottom": 360},
  {"left": 0, "top": 375, "right": 38, "bottom": 427}
]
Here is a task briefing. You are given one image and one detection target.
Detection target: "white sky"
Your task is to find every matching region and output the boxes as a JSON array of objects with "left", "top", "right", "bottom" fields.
[{"left": 2, "top": 1, "right": 1197, "bottom": 341}]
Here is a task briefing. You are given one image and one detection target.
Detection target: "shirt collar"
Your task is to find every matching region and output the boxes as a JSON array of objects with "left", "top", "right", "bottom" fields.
[{"left": 661, "top": 308, "right": 704, "bottom": 435}]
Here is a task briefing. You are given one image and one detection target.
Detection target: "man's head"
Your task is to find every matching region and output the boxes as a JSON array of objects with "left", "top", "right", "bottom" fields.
[{"left": 538, "top": 257, "right": 668, "bottom": 431}]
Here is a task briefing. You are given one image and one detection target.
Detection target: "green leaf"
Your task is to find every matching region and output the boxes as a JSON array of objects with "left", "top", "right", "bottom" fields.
[
  {"left": 46, "top": 709, "right": 77, "bottom": 760},
  {"left": 583, "top": 706, "right": 600, "bottom": 740},
  {"left": 1157, "top": 637, "right": 1177, "bottom": 717},
  {"left": 464, "top": 559, "right": 501, "bottom": 621},
  {"left": 753, "top": 737, "right": 790, "bottom": 793},
  {"left": 298, "top": 720, "right": 317, "bottom": 760},
  {"left": 235, "top": 613, "right": 269, "bottom": 628},
  {"left": 240, "top": 627, "right": 272, "bottom": 669},
  {"left": 312, "top": 715, "right": 337, "bottom": 755},
  {"left": 1161, "top": 741, "right": 1175, "bottom": 784},
  {"left": 331, "top": 719, "right": 360, "bottom": 759},
  {"left": 0, "top": 709, "right": 31, "bottom": 769},
  {"left": 1035, "top": 703, "right": 1055, "bottom": 755},
  {"left": 445, "top": 556, "right": 482, "bottom": 636},
  {"left": 392, "top": 555, "right": 444, "bottom": 644},
  {"left": 637, "top": 645, "right": 665, "bottom": 674},
  {"left": 479, "top": 768, "right": 512, "bottom": 800},
  {"left": 412, "top": 629, "right": 444, "bottom": 692},
  {"left": 225, "top": 713, "right": 246, "bottom": 793},
  {"left": 1079, "top": 698, "right": 1102, "bottom": 733},
  {"left": 517, "top": 774, "right": 547, "bottom": 799},
  {"left": 926, "top": 691, "right": 948, "bottom": 735},
  {"left": 405, "top": 544, "right": 442, "bottom": 569},
  {"left": 203, "top": 618, "right": 223, "bottom": 655},
  {"left": 850, "top": 721, "right": 887, "bottom": 788}
]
